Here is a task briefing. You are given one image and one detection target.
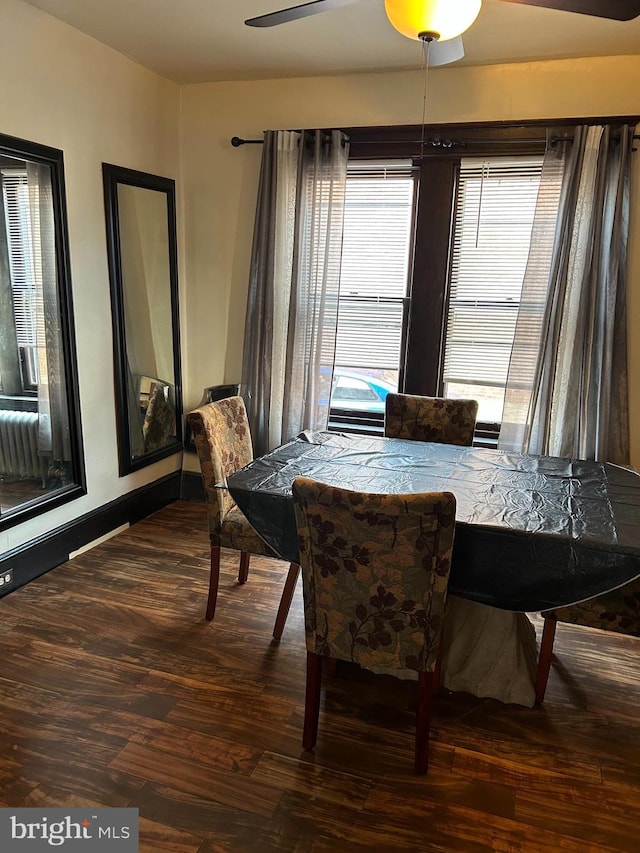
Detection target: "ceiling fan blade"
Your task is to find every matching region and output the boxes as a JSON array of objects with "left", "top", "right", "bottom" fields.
[
  {"left": 501, "top": 0, "right": 640, "bottom": 22},
  {"left": 246, "top": 0, "right": 359, "bottom": 28},
  {"left": 429, "top": 36, "right": 465, "bottom": 67}
]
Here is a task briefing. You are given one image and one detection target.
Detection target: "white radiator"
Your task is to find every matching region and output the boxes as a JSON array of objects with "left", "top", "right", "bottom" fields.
[{"left": 0, "top": 411, "right": 40, "bottom": 479}]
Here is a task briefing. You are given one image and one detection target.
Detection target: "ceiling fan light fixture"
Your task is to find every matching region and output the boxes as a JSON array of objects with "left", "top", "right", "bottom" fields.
[{"left": 384, "top": 0, "right": 482, "bottom": 42}]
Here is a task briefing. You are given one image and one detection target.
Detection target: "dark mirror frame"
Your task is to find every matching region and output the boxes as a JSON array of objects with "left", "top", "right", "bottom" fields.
[
  {"left": 0, "top": 133, "right": 86, "bottom": 531},
  {"left": 102, "top": 164, "right": 183, "bottom": 476}
]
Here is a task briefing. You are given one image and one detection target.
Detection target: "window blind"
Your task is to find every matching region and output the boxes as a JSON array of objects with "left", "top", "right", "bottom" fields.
[
  {"left": 2, "top": 170, "right": 37, "bottom": 349},
  {"left": 335, "top": 161, "right": 415, "bottom": 370},
  {"left": 442, "top": 156, "right": 543, "bottom": 393}
]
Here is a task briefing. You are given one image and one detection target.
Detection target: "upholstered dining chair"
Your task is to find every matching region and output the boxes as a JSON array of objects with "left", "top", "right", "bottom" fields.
[
  {"left": 535, "top": 581, "right": 640, "bottom": 704},
  {"left": 384, "top": 393, "right": 479, "bottom": 447},
  {"left": 188, "top": 397, "right": 300, "bottom": 639},
  {"left": 292, "top": 476, "right": 457, "bottom": 774}
]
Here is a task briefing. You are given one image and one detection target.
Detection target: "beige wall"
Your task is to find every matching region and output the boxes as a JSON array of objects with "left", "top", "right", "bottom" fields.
[
  {"left": 181, "top": 55, "right": 640, "bottom": 471},
  {"left": 0, "top": 0, "right": 180, "bottom": 554}
]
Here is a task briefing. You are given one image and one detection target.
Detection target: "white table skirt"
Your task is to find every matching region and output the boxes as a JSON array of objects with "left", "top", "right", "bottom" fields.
[{"left": 440, "top": 596, "right": 537, "bottom": 707}]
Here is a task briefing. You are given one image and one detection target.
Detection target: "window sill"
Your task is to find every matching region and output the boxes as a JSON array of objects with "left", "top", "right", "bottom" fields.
[
  {"left": 329, "top": 410, "right": 501, "bottom": 448},
  {"left": 0, "top": 396, "right": 38, "bottom": 413},
  {"left": 328, "top": 408, "right": 384, "bottom": 436}
]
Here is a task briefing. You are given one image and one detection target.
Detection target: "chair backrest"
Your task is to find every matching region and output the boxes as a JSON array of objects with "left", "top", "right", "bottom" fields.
[
  {"left": 545, "top": 581, "right": 640, "bottom": 637},
  {"left": 187, "top": 396, "right": 253, "bottom": 536},
  {"left": 143, "top": 382, "right": 175, "bottom": 453},
  {"left": 385, "top": 393, "right": 478, "bottom": 446},
  {"left": 292, "top": 477, "right": 456, "bottom": 674}
]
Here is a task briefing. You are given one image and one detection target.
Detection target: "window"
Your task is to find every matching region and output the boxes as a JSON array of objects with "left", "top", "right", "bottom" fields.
[
  {"left": 443, "top": 156, "right": 543, "bottom": 423},
  {"left": 330, "top": 161, "right": 416, "bottom": 428},
  {"left": 330, "top": 126, "right": 549, "bottom": 441}
]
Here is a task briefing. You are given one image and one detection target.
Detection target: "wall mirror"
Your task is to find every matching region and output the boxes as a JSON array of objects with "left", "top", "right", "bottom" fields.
[
  {"left": 102, "top": 164, "right": 182, "bottom": 475},
  {"left": 0, "top": 133, "right": 85, "bottom": 530}
]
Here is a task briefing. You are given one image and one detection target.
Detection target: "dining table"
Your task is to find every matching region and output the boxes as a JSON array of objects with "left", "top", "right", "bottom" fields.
[{"left": 224, "top": 430, "right": 640, "bottom": 706}]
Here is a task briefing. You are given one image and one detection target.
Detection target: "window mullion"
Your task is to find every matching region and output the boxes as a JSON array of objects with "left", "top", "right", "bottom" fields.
[{"left": 404, "top": 157, "right": 460, "bottom": 396}]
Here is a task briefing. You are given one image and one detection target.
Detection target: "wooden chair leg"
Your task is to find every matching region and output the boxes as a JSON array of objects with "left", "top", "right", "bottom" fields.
[
  {"left": 273, "top": 563, "right": 300, "bottom": 640},
  {"left": 205, "top": 545, "right": 221, "bottom": 621},
  {"left": 303, "top": 651, "right": 322, "bottom": 751},
  {"left": 535, "top": 616, "right": 557, "bottom": 705},
  {"left": 433, "top": 634, "right": 444, "bottom": 693},
  {"left": 415, "top": 671, "right": 435, "bottom": 775},
  {"left": 238, "top": 552, "right": 250, "bottom": 585}
]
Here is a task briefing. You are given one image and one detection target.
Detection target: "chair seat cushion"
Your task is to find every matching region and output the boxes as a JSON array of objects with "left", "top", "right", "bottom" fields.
[{"left": 217, "top": 505, "right": 276, "bottom": 557}]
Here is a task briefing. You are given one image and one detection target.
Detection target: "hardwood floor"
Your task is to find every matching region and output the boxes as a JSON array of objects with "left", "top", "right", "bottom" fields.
[
  {"left": 0, "top": 476, "right": 43, "bottom": 512},
  {"left": 1, "top": 500, "right": 639, "bottom": 852}
]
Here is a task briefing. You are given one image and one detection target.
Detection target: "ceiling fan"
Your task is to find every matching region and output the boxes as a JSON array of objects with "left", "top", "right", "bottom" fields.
[{"left": 246, "top": 0, "right": 640, "bottom": 65}]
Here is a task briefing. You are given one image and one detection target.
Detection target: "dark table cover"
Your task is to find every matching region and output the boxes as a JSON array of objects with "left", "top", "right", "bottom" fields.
[{"left": 225, "top": 431, "right": 640, "bottom": 612}]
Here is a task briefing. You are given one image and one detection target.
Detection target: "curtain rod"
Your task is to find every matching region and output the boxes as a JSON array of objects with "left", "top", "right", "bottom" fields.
[
  {"left": 231, "top": 134, "right": 560, "bottom": 149},
  {"left": 231, "top": 137, "right": 263, "bottom": 146},
  {"left": 231, "top": 133, "right": 640, "bottom": 148}
]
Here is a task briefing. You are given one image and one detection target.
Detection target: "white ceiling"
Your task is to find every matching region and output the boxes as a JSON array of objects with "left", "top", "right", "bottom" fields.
[{"left": 24, "top": 0, "right": 640, "bottom": 84}]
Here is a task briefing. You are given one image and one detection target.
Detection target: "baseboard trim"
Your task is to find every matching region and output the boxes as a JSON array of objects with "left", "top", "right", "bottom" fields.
[
  {"left": 181, "top": 470, "right": 204, "bottom": 502},
  {"left": 0, "top": 471, "right": 181, "bottom": 597}
]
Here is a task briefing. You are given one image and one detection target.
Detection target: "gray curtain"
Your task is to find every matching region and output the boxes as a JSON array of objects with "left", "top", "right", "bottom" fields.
[
  {"left": 499, "top": 124, "right": 633, "bottom": 464},
  {"left": 27, "top": 161, "right": 71, "bottom": 467},
  {"left": 242, "top": 129, "right": 349, "bottom": 455}
]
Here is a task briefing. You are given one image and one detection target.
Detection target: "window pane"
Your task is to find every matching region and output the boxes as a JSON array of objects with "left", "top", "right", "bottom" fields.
[
  {"left": 443, "top": 156, "right": 543, "bottom": 423},
  {"left": 332, "top": 162, "right": 415, "bottom": 413},
  {"left": 3, "top": 172, "right": 39, "bottom": 358}
]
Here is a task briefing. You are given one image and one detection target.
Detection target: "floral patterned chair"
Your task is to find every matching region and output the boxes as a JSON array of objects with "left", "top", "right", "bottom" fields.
[
  {"left": 292, "top": 476, "right": 457, "bottom": 774},
  {"left": 384, "top": 393, "right": 479, "bottom": 446},
  {"left": 535, "top": 582, "right": 640, "bottom": 704},
  {"left": 142, "top": 380, "right": 175, "bottom": 453},
  {"left": 188, "top": 397, "right": 300, "bottom": 638}
]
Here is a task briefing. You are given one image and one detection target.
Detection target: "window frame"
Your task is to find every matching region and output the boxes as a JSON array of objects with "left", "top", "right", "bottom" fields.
[
  {"left": 329, "top": 159, "right": 418, "bottom": 434},
  {"left": 0, "top": 133, "right": 86, "bottom": 530},
  {"left": 334, "top": 116, "right": 637, "bottom": 443},
  {"left": 442, "top": 154, "right": 546, "bottom": 428}
]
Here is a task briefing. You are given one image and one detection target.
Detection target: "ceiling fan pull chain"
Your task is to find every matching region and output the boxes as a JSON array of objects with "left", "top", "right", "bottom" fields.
[{"left": 420, "top": 36, "right": 433, "bottom": 160}]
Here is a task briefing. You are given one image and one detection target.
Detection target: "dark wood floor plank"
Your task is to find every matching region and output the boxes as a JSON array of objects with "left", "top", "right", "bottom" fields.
[
  {"left": 132, "top": 782, "right": 286, "bottom": 851},
  {"left": 1, "top": 500, "right": 639, "bottom": 852},
  {"left": 137, "top": 817, "right": 205, "bottom": 853},
  {"left": 20, "top": 769, "right": 144, "bottom": 812},
  {"left": 601, "top": 758, "right": 640, "bottom": 791},
  {"left": 167, "top": 697, "right": 304, "bottom": 759},
  {"left": 447, "top": 700, "right": 640, "bottom": 768},
  {"left": 360, "top": 788, "right": 625, "bottom": 853},
  {"left": 250, "top": 751, "right": 371, "bottom": 809},
  {"left": 0, "top": 636, "right": 147, "bottom": 697},
  {"left": 242, "top": 789, "right": 494, "bottom": 853},
  {"left": 366, "top": 769, "right": 516, "bottom": 821},
  {"left": 515, "top": 786, "right": 640, "bottom": 852},
  {"left": 109, "top": 742, "right": 284, "bottom": 818},
  {"left": 449, "top": 739, "right": 602, "bottom": 788}
]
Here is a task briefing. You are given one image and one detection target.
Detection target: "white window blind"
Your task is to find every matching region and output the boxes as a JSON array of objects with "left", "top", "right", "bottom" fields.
[
  {"left": 335, "top": 161, "right": 415, "bottom": 371},
  {"left": 2, "top": 170, "right": 37, "bottom": 349},
  {"left": 442, "top": 156, "right": 543, "bottom": 421}
]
